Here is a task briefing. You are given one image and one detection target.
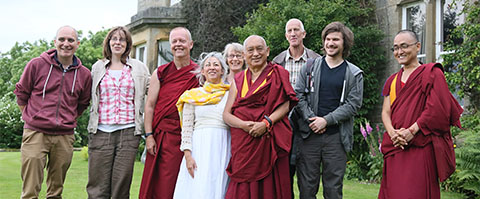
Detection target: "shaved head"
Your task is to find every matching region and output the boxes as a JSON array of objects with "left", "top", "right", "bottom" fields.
[
  {"left": 243, "top": 35, "right": 267, "bottom": 48},
  {"left": 169, "top": 27, "right": 192, "bottom": 42},
  {"left": 56, "top": 25, "right": 78, "bottom": 40},
  {"left": 395, "top": 30, "right": 419, "bottom": 42}
]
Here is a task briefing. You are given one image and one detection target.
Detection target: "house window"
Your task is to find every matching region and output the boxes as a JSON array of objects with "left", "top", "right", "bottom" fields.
[
  {"left": 402, "top": 2, "right": 426, "bottom": 63},
  {"left": 435, "top": 0, "right": 465, "bottom": 61},
  {"left": 171, "top": 0, "right": 181, "bottom": 6},
  {"left": 158, "top": 40, "right": 173, "bottom": 66},
  {"left": 136, "top": 44, "right": 147, "bottom": 63}
]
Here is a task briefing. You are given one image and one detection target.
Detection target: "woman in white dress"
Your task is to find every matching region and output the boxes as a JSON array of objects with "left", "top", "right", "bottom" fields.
[{"left": 173, "top": 52, "right": 231, "bottom": 199}]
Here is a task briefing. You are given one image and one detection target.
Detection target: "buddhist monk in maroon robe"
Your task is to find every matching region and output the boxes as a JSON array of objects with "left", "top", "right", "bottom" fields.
[
  {"left": 139, "top": 27, "right": 199, "bottom": 199},
  {"left": 223, "top": 35, "right": 298, "bottom": 199},
  {"left": 378, "top": 30, "right": 462, "bottom": 199}
]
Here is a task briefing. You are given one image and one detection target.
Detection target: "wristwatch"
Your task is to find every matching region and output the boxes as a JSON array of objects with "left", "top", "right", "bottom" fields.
[{"left": 145, "top": 132, "right": 153, "bottom": 137}]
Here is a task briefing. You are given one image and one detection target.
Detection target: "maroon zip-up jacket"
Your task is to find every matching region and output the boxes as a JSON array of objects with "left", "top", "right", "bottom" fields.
[{"left": 14, "top": 49, "right": 92, "bottom": 135}]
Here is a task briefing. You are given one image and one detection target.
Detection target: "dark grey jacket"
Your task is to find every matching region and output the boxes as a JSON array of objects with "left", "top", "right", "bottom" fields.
[
  {"left": 294, "top": 56, "right": 363, "bottom": 152},
  {"left": 272, "top": 47, "right": 320, "bottom": 66}
]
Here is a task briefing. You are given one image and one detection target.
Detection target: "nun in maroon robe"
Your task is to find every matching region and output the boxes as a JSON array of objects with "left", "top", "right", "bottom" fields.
[
  {"left": 139, "top": 60, "right": 199, "bottom": 199},
  {"left": 378, "top": 62, "right": 462, "bottom": 199}
]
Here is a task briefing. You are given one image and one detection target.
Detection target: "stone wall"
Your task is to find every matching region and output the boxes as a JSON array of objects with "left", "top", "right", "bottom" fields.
[{"left": 138, "top": 0, "right": 170, "bottom": 12}]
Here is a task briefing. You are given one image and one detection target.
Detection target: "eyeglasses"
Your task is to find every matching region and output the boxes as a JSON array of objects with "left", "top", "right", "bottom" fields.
[
  {"left": 391, "top": 42, "right": 418, "bottom": 52},
  {"left": 111, "top": 37, "right": 126, "bottom": 42},
  {"left": 228, "top": 54, "right": 243, "bottom": 59}
]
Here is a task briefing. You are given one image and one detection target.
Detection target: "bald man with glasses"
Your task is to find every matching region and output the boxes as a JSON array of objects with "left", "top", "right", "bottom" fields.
[{"left": 378, "top": 30, "right": 463, "bottom": 199}]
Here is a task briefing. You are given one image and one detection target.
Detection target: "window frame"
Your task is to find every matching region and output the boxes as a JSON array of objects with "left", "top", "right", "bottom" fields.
[
  {"left": 170, "top": 0, "right": 181, "bottom": 6},
  {"left": 402, "top": 1, "right": 427, "bottom": 62},
  {"left": 157, "top": 40, "right": 172, "bottom": 66},
  {"left": 136, "top": 43, "right": 147, "bottom": 63},
  {"left": 435, "top": 0, "right": 464, "bottom": 62}
]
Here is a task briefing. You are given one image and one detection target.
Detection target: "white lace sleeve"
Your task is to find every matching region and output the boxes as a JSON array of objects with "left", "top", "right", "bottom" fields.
[{"left": 180, "top": 103, "right": 195, "bottom": 151}]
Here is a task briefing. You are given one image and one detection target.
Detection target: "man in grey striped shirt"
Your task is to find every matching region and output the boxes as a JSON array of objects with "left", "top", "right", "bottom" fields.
[{"left": 272, "top": 18, "right": 320, "bottom": 199}]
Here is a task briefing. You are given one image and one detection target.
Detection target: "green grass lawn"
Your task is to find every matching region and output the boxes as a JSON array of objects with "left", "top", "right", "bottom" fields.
[{"left": 0, "top": 152, "right": 465, "bottom": 198}]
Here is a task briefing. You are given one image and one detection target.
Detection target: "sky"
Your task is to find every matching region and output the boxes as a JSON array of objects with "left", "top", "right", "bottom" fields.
[{"left": 0, "top": 0, "right": 138, "bottom": 53}]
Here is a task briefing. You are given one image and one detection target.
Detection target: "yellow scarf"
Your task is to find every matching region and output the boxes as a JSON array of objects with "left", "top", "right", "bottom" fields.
[{"left": 176, "top": 82, "right": 230, "bottom": 127}]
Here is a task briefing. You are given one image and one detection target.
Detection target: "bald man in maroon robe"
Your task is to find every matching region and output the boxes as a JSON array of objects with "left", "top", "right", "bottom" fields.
[
  {"left": 223, "top": 35, "right": 298, "bottom": 199},
  {"left": 139, "top": 27, "right": 199, "bottom": 199},
  {"left": 378, "top": 30, "right": 462, "bottom": 199}
]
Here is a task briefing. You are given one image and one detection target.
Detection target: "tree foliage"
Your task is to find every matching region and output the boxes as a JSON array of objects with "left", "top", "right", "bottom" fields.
[
  {"left": 443, "top": 0, "right": 480, "bottom": 113},
  {"left": 0, "top": 40, "right": 52, "bottom": 99},
  {"left": 0, "top": 29, "right": 109, "bottom": 148},
  {"left": 182, "top": 0, "right": 268, "bottom": 58}
]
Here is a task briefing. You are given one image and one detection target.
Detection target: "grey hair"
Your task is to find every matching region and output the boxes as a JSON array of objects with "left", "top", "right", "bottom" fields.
[
  {"left": 223, "top": 42, "right": 246, "bottom": 71},
  {"left": 243, "top": 35, "right": 267, "bottom": 49},
  {"left": 56, "top": 25, "right": 79, "bottom": 40},
  {"left": 194, "top": 52, "right": 229, "bottom": 85},
  {"left": 223, "top": 42, "right": 244, "bottom": 60},
  {"left": 169, "top": 27, "right": 192, "bottom": 42},
  {"left": 285, "top": 18, "right": 305, "bottom": 33}
]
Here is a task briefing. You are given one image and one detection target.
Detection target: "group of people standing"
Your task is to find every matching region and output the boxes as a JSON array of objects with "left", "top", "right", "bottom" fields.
[{"left": 14, "top": 18, "right": 462, "bottom": 199}]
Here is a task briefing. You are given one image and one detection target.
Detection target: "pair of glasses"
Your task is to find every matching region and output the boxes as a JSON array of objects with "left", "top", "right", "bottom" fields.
[
  {"left": 111, "top": 37, "right": 126, "bottom": 42},
  {"left": 228, "top": 54, "right": 243, "bottom": 59},
  {"left": 391, "top": 42, "right": 418, "bottom": 52}
]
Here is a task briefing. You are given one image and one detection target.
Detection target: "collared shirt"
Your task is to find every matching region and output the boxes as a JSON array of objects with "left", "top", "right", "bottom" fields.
[
  {"left": 284, "top": 48, "right": 308, "bottom": 88},
  {"left": 98, "top": 65, "right": 135, "bottom": 125}
]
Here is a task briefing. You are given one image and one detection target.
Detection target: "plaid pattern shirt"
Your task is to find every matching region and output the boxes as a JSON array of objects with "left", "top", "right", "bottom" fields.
[
  {"left": 284, "top": 49, "right": 308, "bottom": 88},
  {"left": 98, "top": 66, "right": 135, "bottom": 124}
]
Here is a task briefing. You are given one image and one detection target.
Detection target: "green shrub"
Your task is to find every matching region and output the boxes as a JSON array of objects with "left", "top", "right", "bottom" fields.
[
  {"left": 136, "top": 138, "right": 145, "bottom": 162},
  {"left": 442, "top": 113, "right": 480, "bottom": 198},
  {"left": 455, "top": 129, "right": 480, "bottom": 197},
  {"left": 73, "top": 110, "right": 90, "bottom": 147},
  {"left": 0, "top": 95, "right": 24, "bottom": 148},
  {"left": 80, "top": 146, "right": 89, "bottom": 161}
]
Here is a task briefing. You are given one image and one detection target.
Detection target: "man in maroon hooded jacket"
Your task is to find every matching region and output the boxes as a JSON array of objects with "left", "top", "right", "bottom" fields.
[{"left": 14, "top": 25, "right": 92, "bottom": 199}]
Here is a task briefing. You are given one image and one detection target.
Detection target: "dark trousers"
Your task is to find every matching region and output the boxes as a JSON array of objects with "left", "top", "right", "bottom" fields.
[
  {"left": 296, "top": 132, "right": 347, "bottom": 199},
  {"left": 289, "top": 114, "right": 301, "bottom": 199},
  {"left": 86, "top": 128, "right": 140, "bottom": 199},
  {"left": 289, "top": 132, "right": 299, "bottom": 199}
]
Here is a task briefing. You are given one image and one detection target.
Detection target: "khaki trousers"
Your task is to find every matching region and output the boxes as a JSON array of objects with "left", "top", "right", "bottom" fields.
[
  {"left": 86, "top": 128, "right": 140, "bottom": 199},
  {"left": 21, "top": 129, "right": 75, "bottom": 199}
]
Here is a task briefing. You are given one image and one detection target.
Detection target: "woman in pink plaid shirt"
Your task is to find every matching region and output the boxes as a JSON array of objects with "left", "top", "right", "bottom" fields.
[{"left": 86, "top": 26, "right": 150, "bottom": 198}]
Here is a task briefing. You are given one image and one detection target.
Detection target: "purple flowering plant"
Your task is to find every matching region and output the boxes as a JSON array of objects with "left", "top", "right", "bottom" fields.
[
  {"left": 359, "top": 119, "right": 383, "bottom": 157},
  {"left": 349, "top": 119, "right": 385, "bottom": 183}
]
